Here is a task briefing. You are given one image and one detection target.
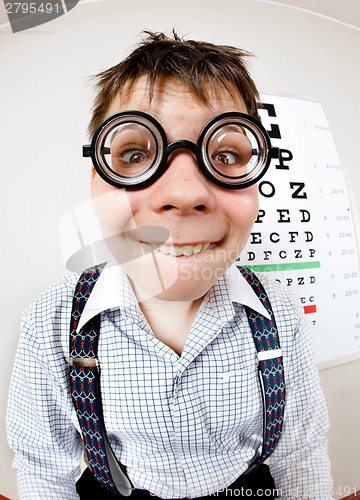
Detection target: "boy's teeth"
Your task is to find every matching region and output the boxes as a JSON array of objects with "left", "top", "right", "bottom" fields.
[
  {"left": 159, "top": 245, "right": 170, "bottom": 255},
  {"left": 155, "top": 242, "right": 210, "bottom": 256},
  {"left": 182, "top": 245, "right": 194, "bottom": 256}
]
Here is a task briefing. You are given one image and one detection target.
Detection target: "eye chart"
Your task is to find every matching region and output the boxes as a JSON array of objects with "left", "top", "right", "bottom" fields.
[{"left": 237, "top": 95, "right": 360, "bottom": 365}]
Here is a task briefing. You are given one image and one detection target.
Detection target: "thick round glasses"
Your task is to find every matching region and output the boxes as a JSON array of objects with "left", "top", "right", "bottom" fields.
[{"left": 83, "top": 111, "right": 279, "bottom": 190}]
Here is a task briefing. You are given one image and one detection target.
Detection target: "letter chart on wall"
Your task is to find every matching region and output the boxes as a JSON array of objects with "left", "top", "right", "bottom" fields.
[{"left": 237, "top": 95, "right": 360, "bottom": 365}]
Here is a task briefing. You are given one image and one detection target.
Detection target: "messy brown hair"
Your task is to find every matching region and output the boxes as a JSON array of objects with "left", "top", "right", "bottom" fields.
[{"left": 88, "top": 30, "right": 260, "bottom": 138}]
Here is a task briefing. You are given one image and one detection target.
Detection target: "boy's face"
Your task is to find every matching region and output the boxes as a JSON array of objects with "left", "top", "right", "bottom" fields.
[{"left": 91, "top": 76, "right": 259, "bottom": 302}]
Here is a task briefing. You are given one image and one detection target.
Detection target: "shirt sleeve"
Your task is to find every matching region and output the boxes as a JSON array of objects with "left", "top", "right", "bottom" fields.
[
  {"left": 7, "top": 303, "right": 83, "bottom": 500},
  {"left": 268, "top": 292, "right": 333, "bottom": 499}
]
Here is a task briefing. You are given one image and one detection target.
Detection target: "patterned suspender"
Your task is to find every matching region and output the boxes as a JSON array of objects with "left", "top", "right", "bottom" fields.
[
  {"left": 69, "top": 263, "right": 133, "bottom": 496},
  {"left": 69, "top": 264, "right": 285, "bottom": 495},
  {"left": 239, "top": 266, "right": 285, "bottom": 471}
]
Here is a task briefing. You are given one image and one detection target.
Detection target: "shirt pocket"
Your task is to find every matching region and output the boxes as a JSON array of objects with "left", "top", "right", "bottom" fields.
[{"left": 217, "top": 365, "right": 263, "bottom": 435}]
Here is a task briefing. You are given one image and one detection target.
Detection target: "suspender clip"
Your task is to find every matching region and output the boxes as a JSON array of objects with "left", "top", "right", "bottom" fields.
[
  {"left": 70, "top": 357, "right": 101, "bottom": 373},
  {"left": 257, "top": 349, "right": 282, "bottom": 363}
]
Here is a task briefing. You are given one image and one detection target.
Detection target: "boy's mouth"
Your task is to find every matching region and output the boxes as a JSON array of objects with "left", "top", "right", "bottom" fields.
[{"left": 152, "top": 242, "right": 211, "bottom": 257}]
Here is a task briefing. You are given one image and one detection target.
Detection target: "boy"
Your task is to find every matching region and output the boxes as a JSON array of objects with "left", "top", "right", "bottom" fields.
[{"left": 7, "top": 31, "right": 332, "bottom": 499}]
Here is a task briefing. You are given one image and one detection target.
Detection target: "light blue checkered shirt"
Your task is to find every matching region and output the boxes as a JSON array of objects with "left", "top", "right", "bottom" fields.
[{"left": 7, "top": 264, "right": 332, "bottom": 499}]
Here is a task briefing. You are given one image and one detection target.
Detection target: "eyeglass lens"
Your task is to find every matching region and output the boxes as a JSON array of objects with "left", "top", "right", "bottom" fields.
[
  {"left": 103, "top": 122, "right": 158, "bottom": 177},
  {"left": 205, "top": 124, "right": 258, "bottom": 180}
]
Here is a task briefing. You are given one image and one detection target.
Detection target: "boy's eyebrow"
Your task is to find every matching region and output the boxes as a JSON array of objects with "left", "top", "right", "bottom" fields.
[
  {"left": 109, "top": 123, "right": 143, "bottom": 143},
  {"left": 106, "top": 115, "right": 247, "bottom": 147},
  {"left": 222, "top": 124, "right": 247, "bottom": 134}
]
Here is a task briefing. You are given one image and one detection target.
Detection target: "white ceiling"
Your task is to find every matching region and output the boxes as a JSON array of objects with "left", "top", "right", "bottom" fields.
[
  {"left": 254, "top": 0, "right": 360, "bottom": 29},
  {"left": 0, "top": 0, "right": 359, "bottom": 30}
]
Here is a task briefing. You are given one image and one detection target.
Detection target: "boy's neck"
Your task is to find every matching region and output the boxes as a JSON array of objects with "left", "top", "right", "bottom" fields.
[{"left": 138, "top": 294, "right": 204, "bottom": 356}]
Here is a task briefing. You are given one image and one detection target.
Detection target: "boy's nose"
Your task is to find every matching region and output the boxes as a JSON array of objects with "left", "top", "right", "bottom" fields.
[{"left": 148, "top": 150, "right": 216, "bottom": 214}]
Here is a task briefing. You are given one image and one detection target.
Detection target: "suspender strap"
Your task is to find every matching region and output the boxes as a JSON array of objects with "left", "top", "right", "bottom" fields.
[
  {"left": 69, "top": 263, "right": 133, "bottom": 496},
  {"left": 239, "top": 266, "right": 285, "bottom": 468},
  {"left": 69, "top": 264, "right": 285, "bottom": 495}
]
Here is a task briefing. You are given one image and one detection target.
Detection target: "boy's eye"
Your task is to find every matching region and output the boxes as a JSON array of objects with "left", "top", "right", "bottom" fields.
[
  {"left": 214, "top": 152, "right": 238, "bottom": 165},
  {"left": 121, "top": 149, "right": 147, "bottom": 164}
]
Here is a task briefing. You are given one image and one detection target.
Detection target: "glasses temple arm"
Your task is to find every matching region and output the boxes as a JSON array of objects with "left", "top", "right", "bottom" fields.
[{"left": 83, "top": 145, "right": 111, "bottom": 157}]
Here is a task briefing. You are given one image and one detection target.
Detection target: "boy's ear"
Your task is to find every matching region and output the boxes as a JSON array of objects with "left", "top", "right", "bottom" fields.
[
  {"left": 90, "top": 166, "right": 97, "bottom": 199},
  {"left": 90, "top": 167, "right": 99, "bottom": 216}
]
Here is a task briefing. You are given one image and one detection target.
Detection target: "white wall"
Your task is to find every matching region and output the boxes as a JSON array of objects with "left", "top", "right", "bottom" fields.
[{"left": 1, "top": 0, "right": 359, "bottom": 498}]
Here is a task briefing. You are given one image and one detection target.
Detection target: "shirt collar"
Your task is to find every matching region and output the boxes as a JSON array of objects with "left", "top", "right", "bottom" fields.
[
  {"left": 76, "top": 264, "right": 139, "bottom": 332},
  {"left": 76, "top": 262, "right": 270, "bottom": 332},
  {"left": 225, "top": 263, "right": 270, "bottom": 319}
]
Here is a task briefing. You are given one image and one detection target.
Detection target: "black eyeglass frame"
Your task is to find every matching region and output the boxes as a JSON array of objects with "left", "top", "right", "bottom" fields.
[{"left": 83, "top": 110, "right": 279, "bottom": 190}]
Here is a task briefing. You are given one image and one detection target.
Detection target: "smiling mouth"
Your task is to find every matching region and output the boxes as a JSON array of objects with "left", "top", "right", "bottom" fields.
[{"left": 151, "top": 242, "right": 211, "bottom": 257}]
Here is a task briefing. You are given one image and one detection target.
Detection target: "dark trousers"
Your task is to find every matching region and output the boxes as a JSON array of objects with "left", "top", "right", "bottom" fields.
[{"left": 76, "top": 465, "right": 275, "bottom": 499}]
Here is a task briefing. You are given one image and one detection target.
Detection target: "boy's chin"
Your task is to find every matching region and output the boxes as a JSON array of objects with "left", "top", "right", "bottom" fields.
[{"left": 123, "top": 260, "right": 226, "bottom": 303}]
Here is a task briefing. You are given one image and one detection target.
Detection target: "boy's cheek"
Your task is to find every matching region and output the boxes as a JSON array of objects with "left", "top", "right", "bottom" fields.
[
  {"left": 224, "top": 186, "right": 259, "bottom": 231},
  {"left": 92, "top": 189, "right": 138, "bottom": 237}
]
